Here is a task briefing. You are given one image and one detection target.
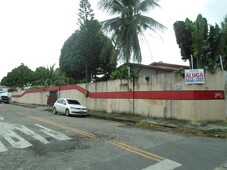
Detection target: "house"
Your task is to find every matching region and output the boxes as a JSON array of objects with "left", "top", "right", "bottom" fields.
[
  {"left": 121, "top": 62, "right": 190, "bottom": 78},
  {"left": 149, "top": 62, "right": 190, "bottom": 72}
]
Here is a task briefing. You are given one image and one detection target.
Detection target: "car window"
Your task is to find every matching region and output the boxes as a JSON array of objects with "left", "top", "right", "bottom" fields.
[
  {"left": 56, "top": 99, "right": 66, "bottom": 105},
  {"left": 67, "top": 99, "right": 80, "bottom": 105},
  {"left": 57, "top": 99, "right": 62, "bottom": 104},
  {"left": 62, "top": 100, "right": 66, "bottom": 105}
]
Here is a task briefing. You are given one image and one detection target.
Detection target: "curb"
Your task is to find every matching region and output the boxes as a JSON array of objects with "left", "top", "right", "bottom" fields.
[
  {"left": 89, "top": 114, "right": 227, "bottom": 138},
  {"left": 89, "top": 114, "right": 140, "bottom": 124}
]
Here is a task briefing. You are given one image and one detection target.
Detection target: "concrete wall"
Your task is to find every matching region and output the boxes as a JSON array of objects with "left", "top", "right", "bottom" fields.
[{"left": 12, "top": 71, "right": 226, "bottom": 121}]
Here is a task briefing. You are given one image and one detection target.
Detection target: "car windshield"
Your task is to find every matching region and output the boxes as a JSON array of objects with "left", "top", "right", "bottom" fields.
[{"left": 67, "top": 99, "right": 80, "bottom": 105}]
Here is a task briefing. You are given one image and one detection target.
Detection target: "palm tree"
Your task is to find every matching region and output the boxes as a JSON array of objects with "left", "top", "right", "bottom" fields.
[
  {"left": 220, "top": 15, "right": 227, "bottom": 69},
  {"left": 98, "top": 0, "right": 165, "bottom": 63},
  {"left": 44, "top": 64, "right": 56, "bottom": 87}
]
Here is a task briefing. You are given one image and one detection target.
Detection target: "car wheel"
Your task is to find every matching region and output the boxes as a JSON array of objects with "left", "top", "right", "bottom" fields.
[
  {"left": 65, "top": 109, "right": 70, "bottom": 116},
  {"left": 53, "top": 107, "right": 57, "bottom": 114}
]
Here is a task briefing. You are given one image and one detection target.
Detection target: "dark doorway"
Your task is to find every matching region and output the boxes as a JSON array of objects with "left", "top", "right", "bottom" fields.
[{"left": 49, "top": 91, "right": 58, "bottom": 107}]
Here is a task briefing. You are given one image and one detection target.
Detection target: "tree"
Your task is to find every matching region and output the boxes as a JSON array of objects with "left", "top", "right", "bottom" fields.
[
  {"left": 192, "top": 14, "right": 208, "bottom": 68},
  {"left": 77, "top": 20, "right": 117, "bottom": 81},
  {"left": 1, "top": 63, "right": 73, "bottom": 88},
  {"left": 33, "top": 65, "right": 72, "bottom": 87},
  {"left": 52, "top": 68, "right": 76, "bottom": 86},
  {"left": 173, "top": 20, "right": 193, "bottom": 62},
  {"left": 220, "top": 15, "right": 227, "bottom": 69},
  {"left": 33, "top": 66, "right": 49, "bottom": 86},
  {"left": 77, "top": 0, "right": 94, "bottom": 26},
  {"left": 98, "top": 0, "right": 165, "bottom": 64},
  {"left": 59, "top": 31, "right": 84, "bottom": 80},
  {"left": 60, "top": 0, "right": 117, "bottom": 82},
  {"left": 1, "top": 63, "right": 34, "bottom": 87},
  {"left": 203, "top": 24, "right": 226, "bottom": 72},
  {"left": 174, "top": 15, "right": 208, "bottom": 68},
  {"left": 174, "top": 14, "right": 227, "bottom": 72},
  {"left": 44, "top": 64, "right": 56, "bottom": 87}
]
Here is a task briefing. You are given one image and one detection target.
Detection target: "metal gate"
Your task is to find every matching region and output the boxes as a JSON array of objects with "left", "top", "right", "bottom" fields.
[{"left": 49, "top": 91, "right": 58, "bottom": 107}]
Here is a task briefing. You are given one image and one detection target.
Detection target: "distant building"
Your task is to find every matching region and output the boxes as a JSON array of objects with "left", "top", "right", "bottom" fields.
[
  {"left": 119, "top": 62, "right": 190, "bottom": 78},
  {"left": 149, "top": 62, "right": 190, "bottom": 72}
]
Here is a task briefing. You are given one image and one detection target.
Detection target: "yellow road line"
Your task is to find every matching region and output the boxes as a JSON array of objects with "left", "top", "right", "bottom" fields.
[
  {"left": 24, "top": 113, "right": 165, "bottom": 162},
  {"left": 27, "top": 115, "right": 97, "bottom": 139},
  {"left": 107, "top": 140, "right": 165, "bottom": 162}
]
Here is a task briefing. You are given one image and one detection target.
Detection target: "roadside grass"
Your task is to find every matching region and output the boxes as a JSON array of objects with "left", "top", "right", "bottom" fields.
[{"left": 136, "top": 121, "right": 227, "bottom": 138}]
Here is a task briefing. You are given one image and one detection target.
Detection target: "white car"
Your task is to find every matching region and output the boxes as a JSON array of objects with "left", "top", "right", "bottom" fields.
[{"left": 53, "top": 98, "right": 88, "bottom": 116}]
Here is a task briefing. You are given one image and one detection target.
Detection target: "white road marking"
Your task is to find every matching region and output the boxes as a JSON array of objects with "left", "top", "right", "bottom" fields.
[
  {"left": 141, "top": 159, "right": 182, "bottom": 170},
  {"left": 35, "top": 124, "right": 72, "bottom": 141},
  {"left": 0, "top": 141, "right": 8, "bottom": 152},
  {"left": 3, "top": 130, "right": 32, "bottom": 149},
  {"left": 15, "top": 125, "right": 49, "bottom": 144},
  {"left": 0, "top": 122, "right": 72, "bottom": 153},
  {"left": 0, "top": 117, "right": 4, "bottom": 121}
]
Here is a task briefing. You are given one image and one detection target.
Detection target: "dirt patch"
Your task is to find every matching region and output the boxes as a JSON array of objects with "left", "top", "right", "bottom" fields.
[{"left": 135, "top": 121, "right": 227, "bottom": 138}]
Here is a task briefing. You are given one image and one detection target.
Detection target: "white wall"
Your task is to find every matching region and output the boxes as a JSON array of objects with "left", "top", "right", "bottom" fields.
[{"left": 12, "top": 71, "right": 226, "bottom": 121}]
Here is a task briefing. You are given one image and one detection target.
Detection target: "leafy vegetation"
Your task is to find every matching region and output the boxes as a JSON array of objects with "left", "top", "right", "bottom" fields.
[
  {"left": 1, "top": 63, "right": 34, "bottom": 88},
  {"left": 220, "top": 15, "right": 227, "bottom": 69},
  {"left": 98, "top": 0, "right": 165, "bottom": 64},
  {"left": 59, "top": 0, "right": 117, "bottom": 82},
  {"left": 0, "top": 63, "right": 74, "bottom": 89},
  {"left": 174, "top": 14, "right": 227, "bottom": 72},
  {"left": 110, "top": 65, "right": 138, "bottom": 80}
]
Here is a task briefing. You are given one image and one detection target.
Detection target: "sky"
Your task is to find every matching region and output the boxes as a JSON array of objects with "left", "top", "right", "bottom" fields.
[{"left": 0, "top": 0, "right": 227, "bottom": 81}]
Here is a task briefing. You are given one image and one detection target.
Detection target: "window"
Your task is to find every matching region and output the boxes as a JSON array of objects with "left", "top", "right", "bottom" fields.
[{"left": 67, "top": 100, "right": 80, "bottom": 105}]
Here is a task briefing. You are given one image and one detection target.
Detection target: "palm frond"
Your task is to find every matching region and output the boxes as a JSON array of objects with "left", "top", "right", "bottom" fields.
[
  {"left": 98, "top": 0, "right": 123, "bottom": 15},
  {"left": 135, "top": 15, "right": 166, "bottom": 32},
  {"left": 98, "top": 0, "right": 164, "bottom": 63},
  {"left": 135, "top": 0, "right": 160, "bottom": 14}
]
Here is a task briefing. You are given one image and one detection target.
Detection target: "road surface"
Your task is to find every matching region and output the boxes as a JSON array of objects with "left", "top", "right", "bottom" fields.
[{"left": 0, "top": 104, "right": 226, "bottom": 170}]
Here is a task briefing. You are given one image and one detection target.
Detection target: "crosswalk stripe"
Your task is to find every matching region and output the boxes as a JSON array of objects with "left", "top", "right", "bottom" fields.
[
  {"left": 141, "top": 159, "right": 182, "bottom": 170},
  {"left": 0, "top": 141, "right": 8, "bottom": 152},
  {"left": 0, "top": 123, "right": 72, "bottom": 153},
  {"left": 15, "top": 125, "right": 49, "bottom": 144},
  {"left": 35, "top": 124, "right": 72, "bottom": 141},
  {"left": 3, "top": 130, "right": 32, "bottom": 149}
]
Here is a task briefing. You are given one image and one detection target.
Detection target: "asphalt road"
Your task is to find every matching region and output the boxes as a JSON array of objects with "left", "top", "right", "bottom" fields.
[{"left": 0, "top": 104, "right": 227, "bottom": 170}]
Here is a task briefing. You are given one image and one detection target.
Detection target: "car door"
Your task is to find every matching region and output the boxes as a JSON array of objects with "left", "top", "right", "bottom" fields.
[
  {"left": 60, "top": 99, "right": 67, "bottom": 113},
  {"left": 55, "top": 99, "right": 64, "bottom": 113}
]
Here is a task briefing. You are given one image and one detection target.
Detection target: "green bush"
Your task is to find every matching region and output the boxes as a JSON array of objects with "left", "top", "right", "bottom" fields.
[{"left": 110, "top": 66, "right": 138, "bottom": 80}]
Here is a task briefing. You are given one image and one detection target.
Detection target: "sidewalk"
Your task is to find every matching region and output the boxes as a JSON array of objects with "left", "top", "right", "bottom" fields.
[{"left": 88, "top": 111, "right": 227, "bottom": 138}]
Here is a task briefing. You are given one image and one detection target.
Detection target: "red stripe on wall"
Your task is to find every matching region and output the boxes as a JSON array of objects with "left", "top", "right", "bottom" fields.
[
  {"left": 12, "top": 84, "right": 225, "bottom": 100},
  {"left": 88, "top": 90, "right": 225, "bottom": 100},
  {"left": 59, "top": 85, "right": 86, "bottom": 94},
  {"left": 13, "top": 85, "right": 86, "bottom": 98},
  {"left": 89, "top": 92, "right": 133, "bottom": 99}
]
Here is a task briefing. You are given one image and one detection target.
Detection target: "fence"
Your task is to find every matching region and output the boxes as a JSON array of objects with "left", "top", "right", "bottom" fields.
[{"left": 12, "top": 71, "right": 227, "bottom": 121}]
